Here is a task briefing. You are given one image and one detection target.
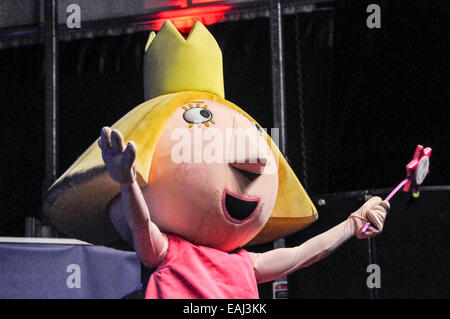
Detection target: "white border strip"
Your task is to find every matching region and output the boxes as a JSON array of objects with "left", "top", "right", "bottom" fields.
[{"left": 0, "top": 237, "right": 92, "bottom": 245}]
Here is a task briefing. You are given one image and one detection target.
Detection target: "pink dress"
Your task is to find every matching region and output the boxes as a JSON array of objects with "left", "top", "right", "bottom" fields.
[{"left": 145, "top": 234, "right": 259, "bottom": 299}]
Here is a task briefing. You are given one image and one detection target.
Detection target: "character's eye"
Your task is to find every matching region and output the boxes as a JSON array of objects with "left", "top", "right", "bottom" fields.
[
  {"left": 182, "top": 104, "right": 215, "bottom": 128},
  {"left": 252, "top": 122, "right": 263, "bottom": 135}
]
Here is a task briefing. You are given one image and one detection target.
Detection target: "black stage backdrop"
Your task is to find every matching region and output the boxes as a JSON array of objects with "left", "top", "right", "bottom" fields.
[{"left": 0, "top": 0, "right": 448, "bottom": 298}]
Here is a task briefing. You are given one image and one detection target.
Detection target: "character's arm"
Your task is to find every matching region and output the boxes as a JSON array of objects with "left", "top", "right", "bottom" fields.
[
  {"left": 99, "top": 127, "right": 168, "bottom": 268},
  {"left": 250, "top": 197, "right": 389, "bottom": 283}
]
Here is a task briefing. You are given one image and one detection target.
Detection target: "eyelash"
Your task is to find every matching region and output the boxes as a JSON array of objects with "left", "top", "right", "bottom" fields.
[{"left": 252, "top": 122, "right": 263, "bottom": 134}]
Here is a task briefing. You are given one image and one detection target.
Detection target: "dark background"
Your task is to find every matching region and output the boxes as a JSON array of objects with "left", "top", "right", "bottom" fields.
[{"left": 0, "top": 0, "right": 448, "bottom": 298}]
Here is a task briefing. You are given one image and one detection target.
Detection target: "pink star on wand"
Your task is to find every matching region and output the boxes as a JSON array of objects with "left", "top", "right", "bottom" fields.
[
  {"left": 360, "top": 144, "right": 432, "bottom": 234},
  {"left": 403, "top": 145, "right": 432, "bottom": 194}
]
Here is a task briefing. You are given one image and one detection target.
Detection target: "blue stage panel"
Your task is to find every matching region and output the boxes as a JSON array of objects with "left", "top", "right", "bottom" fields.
[{"left": 0, "top": 239, "right": 142, "bottom": 299}]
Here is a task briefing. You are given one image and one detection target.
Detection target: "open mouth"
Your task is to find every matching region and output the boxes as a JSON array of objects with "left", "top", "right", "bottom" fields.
[{"left": 222, "top": 189, "right": 260, "bottom": 224}]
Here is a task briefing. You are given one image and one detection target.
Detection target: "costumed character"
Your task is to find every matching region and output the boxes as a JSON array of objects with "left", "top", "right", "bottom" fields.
[{"left": 43, "top": 21, "right": 389, "bottom": 299}]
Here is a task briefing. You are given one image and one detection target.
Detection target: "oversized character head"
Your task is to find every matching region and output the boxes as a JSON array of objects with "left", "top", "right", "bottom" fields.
[{"left": 43, "top": 21, "right": 317, "bottom": 251}]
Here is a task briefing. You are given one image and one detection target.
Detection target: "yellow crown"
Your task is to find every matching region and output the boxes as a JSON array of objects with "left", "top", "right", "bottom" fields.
[{"left": 143, "top": 20, "right": 225, "bottom": 100}]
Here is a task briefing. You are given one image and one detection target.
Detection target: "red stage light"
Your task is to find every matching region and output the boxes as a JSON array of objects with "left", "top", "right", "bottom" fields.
[
  {"left": 191, "top": 0, "right": 224, "bottom": 3},
  {"left": 140, "top": 5, "right": 232, "bottom": 34}
]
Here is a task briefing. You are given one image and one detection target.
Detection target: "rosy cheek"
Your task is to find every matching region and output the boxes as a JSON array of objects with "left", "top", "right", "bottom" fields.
[{"left": 174, "top": 163, "right": 210, "bottom": 189}]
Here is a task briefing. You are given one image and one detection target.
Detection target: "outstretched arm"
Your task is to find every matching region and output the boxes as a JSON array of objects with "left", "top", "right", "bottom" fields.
[
  {"left": 250, "top": 197, "right": 389, "bottom": 283},
  {"left": 99, "top": 127, "right": 168, "bottom": 268}
]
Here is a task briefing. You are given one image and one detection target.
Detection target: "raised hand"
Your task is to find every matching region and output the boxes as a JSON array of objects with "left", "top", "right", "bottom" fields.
[
  {"left": 98, "top": 127, "right": 137, "bottom": 185},
  {"left": 349, "top": 196, "right": 390, "bottom": 239}
]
